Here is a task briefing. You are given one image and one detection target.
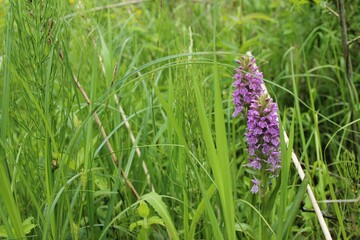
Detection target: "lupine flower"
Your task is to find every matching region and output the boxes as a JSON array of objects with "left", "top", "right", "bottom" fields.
[
  {"left": 232, "top": 55, "right": 281, "bottom": 194},
  {"left": 232, "top": 57, "right": 264, "bottom": 118}
]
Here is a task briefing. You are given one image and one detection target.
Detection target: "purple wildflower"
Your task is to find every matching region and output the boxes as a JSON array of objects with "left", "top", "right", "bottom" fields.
[
  {"left": 232, "top": 57, "right": 264, "bottom": 118},
  {"left": 246, "top": 94, "right": 281, "bottom": 193},
  {"left": 232, "top": 55, "right": 281, "bottom": 194}
]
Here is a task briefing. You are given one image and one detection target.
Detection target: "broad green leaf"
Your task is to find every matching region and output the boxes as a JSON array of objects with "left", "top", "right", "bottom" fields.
[
  {"left": 0, "top": 217, "right": 36, "bottom": 238},
  {"left": 141, "top": 192, "right": 179, "bottom": 240},
  {"left": 148, "top": 216, "right": 165, "bottom": 227},
  {"left": 129, "top": 220, "right": 145, "bottom": 231}
]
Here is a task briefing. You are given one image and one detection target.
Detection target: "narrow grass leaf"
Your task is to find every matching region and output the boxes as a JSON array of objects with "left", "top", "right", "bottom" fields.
[
  {"left": 0, "top": 5, "right": 25, "bottom": 238},
  {"left": 213, "top": 62, "right": 236, "bottom": 239},
  {"left": 277, "top": 107, "right": 296, "bottom": 237},
  {"left": 237, "top": 199, "right": 276, "bottom": 237},
  {"left": 282, "top": 177, "right": 308, "bottom": 239},
  {"left": 188, "top": 183, "right": 217, "bottom": 239}
]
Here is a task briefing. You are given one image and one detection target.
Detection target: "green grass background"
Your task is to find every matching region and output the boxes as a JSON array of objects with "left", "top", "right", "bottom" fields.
[{"left": 0, "top": 0, "right": 359, "bottom": 239}]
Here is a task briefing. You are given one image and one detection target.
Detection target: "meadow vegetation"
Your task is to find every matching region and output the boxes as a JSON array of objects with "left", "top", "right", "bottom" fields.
[{"left": 0, "top": 0, "right": 359, "bottom": 239}]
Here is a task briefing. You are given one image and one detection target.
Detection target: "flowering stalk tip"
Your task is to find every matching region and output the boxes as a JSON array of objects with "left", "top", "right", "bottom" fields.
[{"left": 232, "top": 56, "right": 264, "bottom": 118}]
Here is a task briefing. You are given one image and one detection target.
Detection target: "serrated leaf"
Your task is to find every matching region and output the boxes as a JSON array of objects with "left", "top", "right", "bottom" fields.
[
  {"left": 148, "top": 216, "right": 165, "bottom": 226},
  {"left": 22, "top": 217, "right": 36, "bottom": 234},
  {"left": 129, "top": 220, "right": 144, "bottom": 231}
]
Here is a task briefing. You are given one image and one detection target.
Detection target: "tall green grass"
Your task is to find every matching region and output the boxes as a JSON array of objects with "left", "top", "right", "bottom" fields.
[{"left": 0, "top": 0, "right": 359, "bottom": 239}]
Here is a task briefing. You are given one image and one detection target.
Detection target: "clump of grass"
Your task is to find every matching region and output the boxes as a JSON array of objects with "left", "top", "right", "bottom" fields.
[{"left": 0, "top": 0, "right": 359, "bottom": 239}]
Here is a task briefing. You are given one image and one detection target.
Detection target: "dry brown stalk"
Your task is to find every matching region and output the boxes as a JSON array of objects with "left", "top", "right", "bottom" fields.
[
  {"left": 110, "top": 63, "right": 154, "bottom": 192},
  {"left": 73, "top": 75, "right": 140, "bottom": 200},
  {"left": 100, "top": 58, "right": 154, "bottom": 192}
]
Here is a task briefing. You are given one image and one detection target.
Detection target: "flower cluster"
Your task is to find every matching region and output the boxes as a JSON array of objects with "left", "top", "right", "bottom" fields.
[
  {"left": 232, "top": 57, "right": 264, "bottom": 118},
  {"left": 232, "top": 55, "right": 281, "bottom": 194},
  {"left": 246, "top": 95, "right": 281, "bottom": 193}
]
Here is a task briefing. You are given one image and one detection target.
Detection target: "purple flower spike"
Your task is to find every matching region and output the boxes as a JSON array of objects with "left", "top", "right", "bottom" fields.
[
  {"left": 246, "top": 95, "right": 281, "bottom": 176},
  {"left": 232, "top": 55, "right": 281, "bottom": 194}
]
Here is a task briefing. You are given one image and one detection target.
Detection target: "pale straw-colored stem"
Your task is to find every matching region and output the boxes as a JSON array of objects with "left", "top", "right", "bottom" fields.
[
  {"left": 283, "top": 133, "right": 332, "bottom": 240},
  {"left": 318, "top": 195, "right": 360, "bottom": 204},
  {"left": 70, "top": 2, "right": 141, "bottom": 200},
  {"left": 114, "top": 94, "right": 155, "bottom": 192},
  {"left": 73, "top": 75, "right": 140, "bottom": 200},
  {"left": 99, "top": 56, "right": 154, "bottom": 192}
]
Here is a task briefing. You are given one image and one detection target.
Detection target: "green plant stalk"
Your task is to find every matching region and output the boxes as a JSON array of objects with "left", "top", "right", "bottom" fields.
[
  {"left": 212, "top": 1, "right": 235, "bottom": 238},
  {"left": 0, "top": 202, "right": 14, "bottom": 238},
  {"left": 283, "top": 177, "right": 308, "bottom": 239},
  {"left": 188, "top": 183, "right": 217, "bottom": 239},
  {"left": 84, "top": 52, "right": 99, "bottom": 233},
  {"left": 193, "top": 76, "right": 236, "bottom": 239},
  {"left": 288, "top": 48, "right": 310, "bottom": 168},
  {"left": 136, "top": 213, "right": 150, "bottom": 240},
  {"left": 45, "top": 39, "right": 58, "bottom": 240},
  {"left": 0, "top": 4, "right": 25, "bottom": 238},
  {"left": 259, "top": 167, "right": 269, "bottom": 239},
  {"left": 192, "top": 166, "right": 224, "bottom": 240},
  {"left": 277, "top": 109, "right": 296, "bottom": 239},
  {"left": 337, "top": 0, "right": 352, "bottom": 82},
  {"left": 302, "top": 41, "right": 346, "bottom": 239},
  {"left": 101, "top": 169, "right": 121, "bottom": 240},
  {"left": 324, "top": 167, "right": 347, "bottom": 239},
  {"left": 152, "top": 67, "right": 223, "bottom": 239},
  {"left": 0, "top": 157, "right": 25, "bottom": 238},
  {"left": 171, "top": 68, "right": 188, "bottom": 238},
  {"left": 214, "top": 59, "right": 236, "bottom": 240},
  {"left": 138, "top": 228, "right": 149, "bottom": 240},
  {"left": 237, "top": 198, "right": 275, "bottom": 237}
]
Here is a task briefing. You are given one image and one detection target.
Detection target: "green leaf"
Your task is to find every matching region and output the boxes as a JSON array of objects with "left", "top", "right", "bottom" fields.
[
  {"left": 148, "top": 216, "right": 165, "bottom": 226},
  {"left": 188, "top": 183, "right": 217, "bottom": 239},
  {"left": 129, "top": 220, "right": 144, "bottom": 231},
  {"left": 0, "top": 217, "right": 36, "bottom": 238},
  {"left": 282, "top": 177, "right": 308, "bottom": 239},
  {"left": 141, "top": 192, "right": 179, "bottom": 240},
  {"left": 22, "top": 217, "right": 36, "bottom": 235}
]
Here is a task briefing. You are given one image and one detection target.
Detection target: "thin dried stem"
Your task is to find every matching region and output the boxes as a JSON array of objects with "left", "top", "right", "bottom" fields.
[
  {"left": 325, "top": 4, "right": 339, "bottom": 18},
  {"left": 73, "top": 75, "right": 140, "bottom": 200},
  {"left": 282, "top": 134, "right": 332, "bottom": 240},
  {"left": 110, "top": 64, "right": 155, "bottom": 192},
  {"left": 318, "top": 195, "right": 360, "bottom": 204},
  {"left": 98, "top": 52, "right": 154, "bottom": 191},
  {"left": 347, "top": 35, "right": 360, "bottom": 46},
  {"left": 281, "top": 117, "right": 333, "bottom": 239}
]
